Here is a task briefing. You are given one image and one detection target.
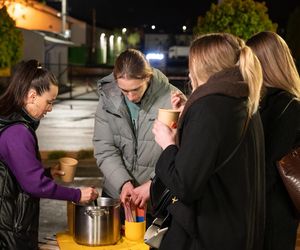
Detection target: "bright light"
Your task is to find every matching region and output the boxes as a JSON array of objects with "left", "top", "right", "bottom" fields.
[
  {"left": 117, "top": 36, "right": 122, "bottom": 52},
  {"left": 64, "top": 29, "right": 71, "bottom": 38},
  {"left": 109, "top": 35, "right": 114, "bottom": 51},
  {"left": 146, "top": 53, "right": 164, "bottom": 61},
  {"left": 182, "top": 25, "right": 187, "bottom": 32},
  {"left": 100, "top": 33, "right": 107, "bottom": 63},
  {"left": 151, "top": 25, "right": 156, "bottom": 30},
  {"left": 122, "top": 28, "right": 127, "bottom": 34},
  {"left": 6, "top": 2, "right": 26, "bottom": 20}
]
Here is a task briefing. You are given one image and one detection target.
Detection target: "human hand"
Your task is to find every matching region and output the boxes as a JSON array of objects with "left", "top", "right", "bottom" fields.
[
  {"left": 79, "top": 187, "right": 99, "bottom": 204},
  {"left": 50, "top": 164, "right": 65, "bottom": 178},
  {"left": 171, "top": 90, "right": 186, "bottom": 113},
  {"left": 152, "top": 119, "right": 176, "bottom": 149},
  {"left": 120, "top": 181, "right": 135, "bottom": 204},
  {"left": 131, "top": 180, "right": 151, "bottom": 208}
]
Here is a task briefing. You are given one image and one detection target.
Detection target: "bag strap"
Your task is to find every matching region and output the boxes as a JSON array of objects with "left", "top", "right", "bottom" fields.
[
  {"left": 276, "top": 97, "right": 295, "bottom": 121},
  {"left": 214, "top": 113, "right": 250, "bottom": 173}
]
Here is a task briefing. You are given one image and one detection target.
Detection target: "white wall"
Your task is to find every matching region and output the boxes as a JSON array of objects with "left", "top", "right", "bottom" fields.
[
  {"left": 21, "top": 28, "right": 44, "bottom": 63},
  {"left": 70, "top": 22, "right": 87, "bottom": 46},
  {"left": 21, "top": 28, "right": 69, "bottom": 85},
  {"left": 45, "top": 43, "right": 69, "bottom": 85}
]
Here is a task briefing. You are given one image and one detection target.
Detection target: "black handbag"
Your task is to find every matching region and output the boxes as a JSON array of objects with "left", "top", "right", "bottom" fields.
[
  {"left": 275, "top": 97, "right": 300, "bottom": 215},
  {"left": 150, "top": 175, "right": 176, "bottom": 218},
  {"left": 144, "top": 176, "right": 174, "bottom": 248},
  {"left": 277, "top": 147, "right": 300, "bottom": 215}
]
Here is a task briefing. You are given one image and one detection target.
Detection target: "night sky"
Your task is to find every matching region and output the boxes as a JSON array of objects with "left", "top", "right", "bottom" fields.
[{"left": 45, "top": 0, "right": 300, "bottom": 34}]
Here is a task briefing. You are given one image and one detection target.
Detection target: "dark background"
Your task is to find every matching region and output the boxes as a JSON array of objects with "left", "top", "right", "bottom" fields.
[{"left": 45, "top": 0, "right": 300, "bottom": 34}]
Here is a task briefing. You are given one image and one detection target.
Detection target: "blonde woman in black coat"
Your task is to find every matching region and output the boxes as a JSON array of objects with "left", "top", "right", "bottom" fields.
[
  {"left": 152, "top": 33, "right": 265, "bottom": 250},
  {"left": 247, "top": 31, "right": 300, "bottom": 250}
]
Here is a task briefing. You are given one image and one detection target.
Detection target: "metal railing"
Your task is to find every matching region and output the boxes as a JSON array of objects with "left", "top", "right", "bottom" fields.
[{"left": 43, "top": 63, "right": 190, "bottom": 101}]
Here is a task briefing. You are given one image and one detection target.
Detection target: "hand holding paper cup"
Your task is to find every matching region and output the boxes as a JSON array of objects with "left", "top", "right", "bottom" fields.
[
  {"left": 59, "top": 157, "right": 78, "bottom": 183},
  {"left": 158, "top": 108, "right": 180, "bottom": 128}
]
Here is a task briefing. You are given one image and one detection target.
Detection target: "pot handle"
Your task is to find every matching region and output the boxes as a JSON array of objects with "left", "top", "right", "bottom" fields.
[{"left": 84, "top": 208, "right": 109, "bottom": 219}]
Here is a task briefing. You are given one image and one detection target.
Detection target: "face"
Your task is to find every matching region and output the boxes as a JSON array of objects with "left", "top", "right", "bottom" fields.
[
  {"left": 117, "top": 77, "right": 149, "bottom": 103},
  {"left": 25, "top": 84, "right": 58, "bottom": 120}
]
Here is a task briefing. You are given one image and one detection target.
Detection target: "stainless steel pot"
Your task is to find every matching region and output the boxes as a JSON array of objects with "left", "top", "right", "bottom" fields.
[{"left": 74, "top": 197, "right": 121, "bottom": 246}]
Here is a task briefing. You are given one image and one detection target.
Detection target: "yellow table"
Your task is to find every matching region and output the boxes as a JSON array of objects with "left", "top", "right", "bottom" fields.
[{"left": 56, "top": 232, "right": 149, "bottom": 250}]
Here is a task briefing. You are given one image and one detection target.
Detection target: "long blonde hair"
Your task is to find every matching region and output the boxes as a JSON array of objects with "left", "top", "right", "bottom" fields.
[
  {"left": 246, "top": 31, "right": 300, "bottom": 99},
  {"left": 189, "top": 33, "right": 263, "bottom": 115}
]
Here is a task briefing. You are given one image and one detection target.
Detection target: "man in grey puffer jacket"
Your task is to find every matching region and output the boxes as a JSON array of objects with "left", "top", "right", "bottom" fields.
[{"left": 93, "top": 49, "right": 185, "bottom": 211}]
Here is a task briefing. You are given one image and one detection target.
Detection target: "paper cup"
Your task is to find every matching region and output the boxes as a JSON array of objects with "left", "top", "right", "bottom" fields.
[
  {"left": 59, "top": 157, "right": 78, "bottom": 183},
  {"left": 158, "top": 108, "right": 180, "bottom": 128},
  {"left": 125, "top": 221, "right": 146, "bottom": 242}
]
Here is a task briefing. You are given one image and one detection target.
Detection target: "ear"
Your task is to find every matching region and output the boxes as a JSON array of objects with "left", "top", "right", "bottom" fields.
[{"left": 26, "top": 89, "right": 37, "bottom": 104}]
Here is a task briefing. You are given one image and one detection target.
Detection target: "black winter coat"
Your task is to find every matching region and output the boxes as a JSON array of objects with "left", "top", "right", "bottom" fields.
[
  {"left": 155, "top": 68, "right": 265, "bottom": 250},
  {"left": 0, "top": 112, "right": 40, "bottom": 250},
  {"left": 260, "top": 87, "right": 300, "bottom": 250}
]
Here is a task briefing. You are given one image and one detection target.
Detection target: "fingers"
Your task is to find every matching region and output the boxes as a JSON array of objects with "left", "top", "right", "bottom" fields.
[
  {"left": 50, "top": 168, "right": 65, "bottom": 177},
  {"left": 79, "top": 187, "right": 99, "bottom": 204},
  {"left": 171, "top": 90, "right": 181, "bottom": 97},
  {"left": 170, "top": 121, "right": 177, "bottom": 129},
  {"left": 132, "top": 195, "right": 147, "bottom": 208},
  {"left": 125, "top": 194, "right": 143, "bottom": 208},
  {"left": 57, "top": 170, "right": 65, "bottom": 176},
  {"left": 90, "top": 188, "right": 99, "bottom": 200}
]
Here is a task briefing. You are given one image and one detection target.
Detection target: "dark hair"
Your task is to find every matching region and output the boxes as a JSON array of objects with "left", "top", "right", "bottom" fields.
[
  {"left": 0, "top": 59, "right": 58, "bottom": 116},
  {"left": 113, "top": 49, "right": 153, "bottom": 80}
]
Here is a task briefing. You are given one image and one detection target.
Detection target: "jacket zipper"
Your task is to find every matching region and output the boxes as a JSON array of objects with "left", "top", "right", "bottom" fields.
[{"left": 132, "top": 119, "right": 138, "bottom": 171}]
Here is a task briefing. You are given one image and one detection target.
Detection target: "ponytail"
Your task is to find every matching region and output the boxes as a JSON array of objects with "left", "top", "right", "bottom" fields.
[{"left": 239, "top": 46, "right": 263, "bottom": 115}]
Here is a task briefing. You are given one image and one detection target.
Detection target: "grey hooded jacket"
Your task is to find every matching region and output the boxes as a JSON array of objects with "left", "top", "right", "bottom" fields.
[{"left": 93, "top": 68, "right": 183, "bottom": 198}]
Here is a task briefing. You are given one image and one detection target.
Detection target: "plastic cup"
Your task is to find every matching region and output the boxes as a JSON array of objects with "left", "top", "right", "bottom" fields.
[
  {"left": 125, "top": 220, "right": 146, "bottom": 242},
  {"left": 158, "top": 108, "right": 180, "bottom": 128},
  {"left": 59, "top": 157, "right": 78, "bottom": 183}
]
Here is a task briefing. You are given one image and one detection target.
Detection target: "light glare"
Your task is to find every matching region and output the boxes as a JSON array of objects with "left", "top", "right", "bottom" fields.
[{"left": 146, "top": 53, "right": 164, "bottom": 60}]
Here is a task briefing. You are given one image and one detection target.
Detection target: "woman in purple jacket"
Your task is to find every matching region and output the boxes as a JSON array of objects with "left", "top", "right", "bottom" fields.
[{"left": 0, "top": 60, "right": 99, "bottom": 250}]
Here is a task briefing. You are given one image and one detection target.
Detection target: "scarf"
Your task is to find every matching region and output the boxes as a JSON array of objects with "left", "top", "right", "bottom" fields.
[{"left": 176, "top": 67, "right": 249, "bottom": 145}]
